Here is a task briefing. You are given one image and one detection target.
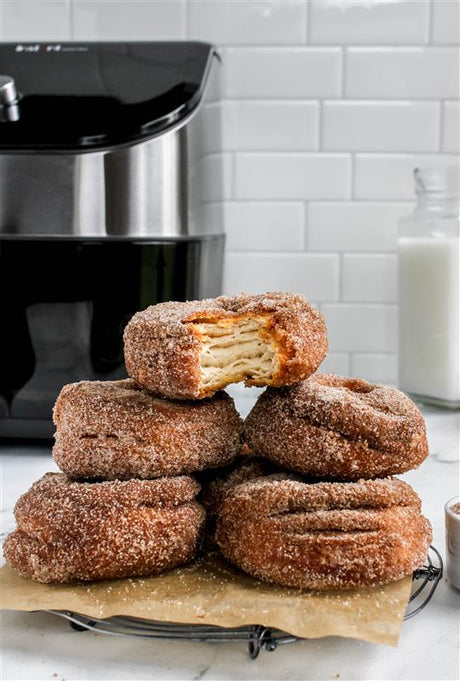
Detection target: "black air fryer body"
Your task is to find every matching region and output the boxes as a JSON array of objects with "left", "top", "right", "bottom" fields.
[{"left": 0, "top": 42, "right": 224, "bottom": 438}]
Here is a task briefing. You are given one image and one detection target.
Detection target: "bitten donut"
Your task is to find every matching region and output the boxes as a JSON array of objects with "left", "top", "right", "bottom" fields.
[
  {"left": 216, "top": 476, "right": 432, "bottom": 590},
  {"left": 123, "top": 292, "right": 328, "bottom": 400},
  {"left": 53, "top": 379, "right": 243, "bottom": 480},
  {"left": 244, "top": 374, "right": 429, "bottom": 480},
  {"left": 3, "top": 473, "right": 205, "bottom": 583}
]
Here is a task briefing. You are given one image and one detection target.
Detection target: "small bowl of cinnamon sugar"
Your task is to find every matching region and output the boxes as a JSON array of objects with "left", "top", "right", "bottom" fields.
[{"left": 445, "top": 496, "right": 460, "bottom": 589}]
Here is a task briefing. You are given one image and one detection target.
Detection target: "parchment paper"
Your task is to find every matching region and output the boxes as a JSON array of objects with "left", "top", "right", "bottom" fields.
[{"left": 1, "top": 552, "right": 411, "bottom": 646}]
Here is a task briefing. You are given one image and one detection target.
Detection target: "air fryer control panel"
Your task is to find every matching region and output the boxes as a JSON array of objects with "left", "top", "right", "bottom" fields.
[{"left": 0, "top": 41, "right": 214, "bottom": 150}]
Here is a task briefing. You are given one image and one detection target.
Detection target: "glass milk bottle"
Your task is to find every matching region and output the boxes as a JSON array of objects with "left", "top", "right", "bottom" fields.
[{"left": 398, "top": 167, "right": 460, "bottom": 409}]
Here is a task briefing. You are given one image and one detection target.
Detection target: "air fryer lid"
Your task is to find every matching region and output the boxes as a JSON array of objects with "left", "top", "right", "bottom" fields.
[{"left": 0, "top": 41, "right": 215, "bottom": 151}]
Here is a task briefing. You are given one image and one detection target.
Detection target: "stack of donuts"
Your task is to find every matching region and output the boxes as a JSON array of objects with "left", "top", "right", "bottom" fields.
[
  {"left": 4, "top": 291, "right": 432, "bottom": 591},
  {"left": 209, "top": 374, "right": 431, "bottom": 590}
]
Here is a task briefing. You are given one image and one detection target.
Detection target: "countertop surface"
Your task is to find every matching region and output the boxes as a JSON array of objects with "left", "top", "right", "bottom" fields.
[{"left": 1, "top": 396, "right": 459, "bottom": 681}]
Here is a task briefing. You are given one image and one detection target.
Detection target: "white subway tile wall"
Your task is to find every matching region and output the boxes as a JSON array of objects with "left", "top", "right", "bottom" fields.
[
  {"left": 1, "top": 0, "right": 458, "bottom": 385},
  {"left": 225, "top": 202, "right": 305, "bottom": 251},
  {"left": 354, "top": 153, "right": 458, "bottom": 199},
  {"left": 432, "top": 0, "right": 460, "bottom": 44},
  {"left": 188, "top": 0, "right": 308, "bottom": 46},
  {"left": 443, "top": 101, "right": 460, "bottom": 152},
  {"left": 350, "top": 353, "right": 398, "bottom": 386},
  {"left": 234, "top": 153, "right": 351, "bottom": 199},
  {"left": 223, "top": 101, "right": 319, "bottom": 151},
  {"left": 307, "top": 202, "right": 411, "bottom": 252},
  {"left": 2, "top": 1, "right": 71, "bottom": 41},
  {"left": 341, "top": 254, "right": 398, "bottom": 303},
  {"left": 346, "top": 47, "right": 459, "bottom": 99},
  {"left": 224, "top": 47, "right": 342, "bottom": 98},
  {"left": 225, "top": 252, "right": 340, "bottom": 301},
  {"left": 309, "top": 0, "right": 430, "bottom": 45},
  {"left": 322, "top": 101, "right": 440, "bottom": 152},
  {"left": 72, "top": 1, "right": 186, "bottom": 41},
  {"left": 322, "top": 304, "right": 398, "bottom": 353}
]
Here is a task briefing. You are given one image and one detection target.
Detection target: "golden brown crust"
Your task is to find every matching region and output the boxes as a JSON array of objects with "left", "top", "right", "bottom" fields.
[
  {"left": 215, "top": 476, "right": 432, "bottom": 590},
  {"left": 52, "top": 379, "right": 243, "bottom": 480},
  {"left": 3, "top": 473, "right": 205, "bottom": 583},
  {"left": 244, "top": 374, "right": 429, "bottom": 480},
  {"left": 197, "top": 456, "right": 303, "bottom": 549},
  {"left": 198, "top": 456, "right": 291, "bottom": 521},
  {"left": 123, "top": 292, "right": 328, "bottom": 399}
]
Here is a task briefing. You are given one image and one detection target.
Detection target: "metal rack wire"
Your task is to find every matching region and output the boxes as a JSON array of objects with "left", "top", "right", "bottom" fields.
[
  {"left": 404, "top": 545, "right": 443, "bottom": 620},
  {"left": 47, "top": 546, "right": 443, "bottom": 659}
]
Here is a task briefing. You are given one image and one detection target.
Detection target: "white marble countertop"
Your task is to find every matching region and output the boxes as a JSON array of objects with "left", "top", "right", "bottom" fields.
[{"left": 1, "top": 400, "right": 459, "bottom": 681}]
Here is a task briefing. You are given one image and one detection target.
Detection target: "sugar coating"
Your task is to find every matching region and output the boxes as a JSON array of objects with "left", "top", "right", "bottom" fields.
[
  {"left": 3, "top": 473, "right": 205, "bottom": 583},
  {"left": 198, "top": 457, "right": 309, "bottom": 551},
  {"left": 123, "top": 291, "right": 328, "bottom": 400},
  {"left": 198, "top": 456, "right": 303, "bottom": 520},
  {"left": 53, "top": 379, "right": 243, "bottom": 480},
  {"left": 244, "top": 374, "right": 429, "bottom": 480},
  {"left": 215, "top": 476, "right": 432, "bottom": 590}
]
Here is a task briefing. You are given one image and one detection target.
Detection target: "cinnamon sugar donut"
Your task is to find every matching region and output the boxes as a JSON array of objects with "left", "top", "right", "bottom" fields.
[
  {"left": 244, "top": 374, "right": 429, "bottom": 480},
  {"left": 3, "top": 473, "right": 205, "bottom": 583},
  {"left": 198, "top": 457, "right": 304, "bottom": 547},
  {"left": 215, "top": 476, "right": 432, "bottom": 590},
  {"left": 53, "top": 379, "right": 243, "bottom": 480},
  {"left": 198, "top": 456, "right": 288, "bottom": 524},
  {"left": 123, "top": 292, "right": 328, "bottom": 400}
]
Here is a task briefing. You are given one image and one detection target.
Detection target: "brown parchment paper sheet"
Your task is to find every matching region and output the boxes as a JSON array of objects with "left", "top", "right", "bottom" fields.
[{"left": 1, "top": 552, "right": 412, "bottom": 646}]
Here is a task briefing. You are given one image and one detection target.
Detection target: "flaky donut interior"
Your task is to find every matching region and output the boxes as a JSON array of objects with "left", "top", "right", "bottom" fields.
[{"left": 190, "top": 314, "right": 279, "bottom": 392}]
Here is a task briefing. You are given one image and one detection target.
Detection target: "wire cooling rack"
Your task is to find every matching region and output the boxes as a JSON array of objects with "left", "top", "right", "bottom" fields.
[{"left": 47, "top": 546, "right": 443, "bottom": 659}]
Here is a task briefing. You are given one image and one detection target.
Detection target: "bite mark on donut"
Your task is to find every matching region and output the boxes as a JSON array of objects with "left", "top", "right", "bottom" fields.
[
  {"left": 123, "top": 292, "right": 328, "bottom": 399},
  {"left": 188, "top": 314, "right": 280, "bottom": 391}
]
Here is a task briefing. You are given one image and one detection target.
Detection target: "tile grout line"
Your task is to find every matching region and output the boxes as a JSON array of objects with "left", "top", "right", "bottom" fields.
[
  {"left": 346, "top": 352, "right": 352, "bottom": 375},
  {"left": 220, "top": 95, "right": 460, "bottom": 102},
  {"left": 230, "top": 152, "right": 236, "bottom": 201},
  {"left": 305, "top": 0, "right": 311, "bottom": 45},
  {"left": 199, "top": 43, "right": 458, "bottom": 49},
  {"left": 216, "top": 197, "right": 419, "bottom": 204},
  {"left": 303, "top": 201, "right": 309, "bottom": 252},
  {"left": 341, "top": 46, "right": 346, "bottom": 99},
  {"left": 184, "top": 0, "right": 189, "bottom": 39},
  {"left": 0, "top": 0, "right": 4, "bottom": 42},
  {"left": 350, "top": 153, "right": 355, "bottom": 200},
  {"left": 318, "top": 99, "right": 324, "bottom": 151},
  {"left": 428, "top": 0, "right": 434, "bottom": 45},
  {"left": 438, "top": 99, "right": 444, "bottom": 152},
  {"left": 339, "top": 252, "right": 344, "bottom": 303},
  {"left": 69, "top": 0, "right": 75, "bottom": 41}
]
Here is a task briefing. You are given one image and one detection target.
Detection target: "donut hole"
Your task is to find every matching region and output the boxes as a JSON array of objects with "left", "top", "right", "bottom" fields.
[
  {"left": 191, "top": 314, "right": 279, "bottom": 392},
  {"left": 342, "top": 378, "right": 374, "bottom": 394}
]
